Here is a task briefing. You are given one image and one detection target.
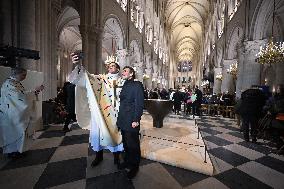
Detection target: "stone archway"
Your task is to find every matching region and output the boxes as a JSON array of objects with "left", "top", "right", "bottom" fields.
[
  {"left": 129, "top": 40, "right": 143, "bottom": 82},
  {"left": 57, "top": 6, "right": 81, "bottom": 88},
  {"left": 102, "top": 16, "right": 125, "bottom": 71},
  {"left": 227, "top": 25, "right": 244, "bottom": 60}
]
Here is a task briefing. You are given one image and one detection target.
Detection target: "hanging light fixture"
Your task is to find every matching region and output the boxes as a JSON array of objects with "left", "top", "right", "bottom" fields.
[
  {"left": 256, "top": 0, "right": 284, "bottom": 65},
  {"left": 216, "top": 72, "right": 223, "bottom": 81},
  {"left": 227, "top": 62, "right": 238, "bottom": 79}
]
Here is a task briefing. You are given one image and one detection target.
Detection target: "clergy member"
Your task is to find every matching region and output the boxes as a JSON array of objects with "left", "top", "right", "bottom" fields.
[
  {"left": 0, "top": 67, "right": 44, "bottom": 158},
  {"left": 70, "top": 53, "right": 125, "bottom": 167}
]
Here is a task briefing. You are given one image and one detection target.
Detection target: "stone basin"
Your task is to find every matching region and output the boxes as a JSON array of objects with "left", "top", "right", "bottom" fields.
[{"left": 144, "top": 99, "right": 173, "bottom": 128}]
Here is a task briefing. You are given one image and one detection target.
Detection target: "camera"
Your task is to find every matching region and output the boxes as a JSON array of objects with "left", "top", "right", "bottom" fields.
[{"left": 0, "top": 45, "right": 40, "bottom": 67}]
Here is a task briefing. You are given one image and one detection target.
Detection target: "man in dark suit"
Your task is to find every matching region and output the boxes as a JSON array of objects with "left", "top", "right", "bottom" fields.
[
  {"left": 63, "top": 81, "right": 76, "bottom": 132},
  {"left": 240, "top": 85, "right": 266, "bottom": 143},
  {"left": 117, "top": 66, "right": 144, "bottom": 179},
  {"left": 193, "top": 85, "right": 203, "bottom": 116}
]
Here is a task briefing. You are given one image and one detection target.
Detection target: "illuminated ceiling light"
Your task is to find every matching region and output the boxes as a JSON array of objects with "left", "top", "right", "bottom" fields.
[
  {"left": 256, "top": 0, "right": 284, "bottom": 65},
  {"left": 227, "top": 62, "right": 238, "bottom": 79},
  {"left": 215, "top": 72, "right": 223, "bottom": 81},
  {"left": 256, "top": 38, "right": 284, "bottom": 65}
]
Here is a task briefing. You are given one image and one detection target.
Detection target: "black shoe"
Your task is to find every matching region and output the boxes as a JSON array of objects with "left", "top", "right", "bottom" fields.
[
  {"left": 91, "top": 151, "right": 103, "bottom": 167},
  {"left": 8, "top": 152, "right": 25, "bottom": 159},
  {"left": 127, "top": 167, "right": 139, "bottom": 179},
  {"left": 62, "top": 127, "right": 71, "bottom": 132},
  {"left": 117, "top": 162, "right": 127, "bottom": 170}
]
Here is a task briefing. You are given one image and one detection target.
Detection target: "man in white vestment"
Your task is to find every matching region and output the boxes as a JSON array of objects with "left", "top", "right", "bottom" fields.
[
  {"left": 70, "top": 53, "right": 125, "bottom": 167},
  {"left": 0, "top": 67, "right": 44, "bottom": 158}
]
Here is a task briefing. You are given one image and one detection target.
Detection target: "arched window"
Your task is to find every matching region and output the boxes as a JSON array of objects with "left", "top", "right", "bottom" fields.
[{"left": 177, "top": 61, "right": 192, "bottom": 72}]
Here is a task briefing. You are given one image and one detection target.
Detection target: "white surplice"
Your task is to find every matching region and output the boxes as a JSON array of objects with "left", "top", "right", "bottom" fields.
[
  {"left": 69, "top": 66, "right": 124, "bottom": 152},
  {"left": 0, "top": 77, "right": 35, "bottom": 153}
]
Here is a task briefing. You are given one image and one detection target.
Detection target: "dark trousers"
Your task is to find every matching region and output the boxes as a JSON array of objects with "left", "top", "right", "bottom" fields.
[
  {"left": 192, "top": 103, "right": 201, "bottom": 116},
  {"left": 64, "top": 113, "right": 76, "bottom": 128},
  {"left": 242, "top": 116, "right": 259, "bottom": 140},
  {"left": 121, "top": 130, "right": 141, "bottom": 169},
  {"left": 186, "top": 103, "right": 192, "bottom": 115}
]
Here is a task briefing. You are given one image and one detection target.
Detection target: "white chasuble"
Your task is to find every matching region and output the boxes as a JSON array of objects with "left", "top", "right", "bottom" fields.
[
  {"left": 0, "top": 78, "right": 35, "bottom": 153},
  {"left": 70, "top": 66, "right": 124, "bottom": 152}
]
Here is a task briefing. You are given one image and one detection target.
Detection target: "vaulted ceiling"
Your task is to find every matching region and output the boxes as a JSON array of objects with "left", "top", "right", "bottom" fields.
[{"left": 165, "top": 0, "right": 210, "bottom": 62}]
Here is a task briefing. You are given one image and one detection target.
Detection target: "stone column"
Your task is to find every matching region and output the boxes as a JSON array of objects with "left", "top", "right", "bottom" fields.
[
  {"left": 116, "top": 49, "right": 128, "bottom": 69},
  {"left": 79, "top": 24, "right": 103, "bottom": 74},
  {"left": 275, "top": 62, "right": 284, "bottom": 86},
  {"left": 35, "top": 0, "right": 59, "bottom": 100},
  {"left": 144, "top": 68, "right": 152, "bottom": 89},
  {"left": 133, "top": 61, "right": 143, "bottom": 82},
  {"left": 213, "top": 67, "right": 222, "bottom": 94},
  {"left": 19, "top": 0, "right": 37, "bottom": 70},
  {"left": 221, "top": 59, "right": 236, "bottom": 93},
  {"left": 240, "top": 40, "right": 267, "bottom": 90},
  {"left": 152, "top": 72, "right": 158, "bottom": 89}
]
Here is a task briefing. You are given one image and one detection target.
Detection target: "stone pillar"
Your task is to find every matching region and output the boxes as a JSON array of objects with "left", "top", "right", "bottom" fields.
[
  {"left": 19, "top": 0, "right": 37, "bottom": 70},
  {"left": 240, "top": 40, "right": 267, "bottom": 91},
  {"left": 213, "top": 67, "right": 222, "bottom": 94},
  {"left": 35, "top": 0, "right": 59, "bottom": 100},
  {"left": 116, "top": 49, "right": 128, "bottom": 70},
  {"left": 144, "top": 68, "right": 152, "bottom": 89},
  {"left": 79, "top": 25, "right": 103, "bottom": 74},
  {"left": 275, "top": 62, "right": 284, "bottom": 86},
  {"left": 152, "top": 72, "right": 158, "bottom": 89},
  {"left": 133, "top": 61, "right": 143, "bottom": 82},
  {"left": 221, "top": 59, "right": 236, "bottom": 93}
]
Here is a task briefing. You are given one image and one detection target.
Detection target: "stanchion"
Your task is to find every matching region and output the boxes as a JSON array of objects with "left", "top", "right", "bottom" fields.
[
  {"left": 197, "top": 126, "right": 200, "bottom": 139},
  {"left": 204, "top": 146, "right": 207, "bottom": 163}
]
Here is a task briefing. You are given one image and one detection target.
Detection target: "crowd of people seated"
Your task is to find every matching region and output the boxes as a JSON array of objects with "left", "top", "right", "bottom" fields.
[
  {"left": 44, "top": 82, "right": 284, "bottom": 155},
  {"left": 143, "top": 84, "right": 284, "bottom": 154}
]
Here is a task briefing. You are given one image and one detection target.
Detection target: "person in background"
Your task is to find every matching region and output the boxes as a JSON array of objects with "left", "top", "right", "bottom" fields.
[
  {"left": 149, "top": 88, "right": 159, "bottom": 99},
  {"left": 184, "top": 88, "right": 193, "bottom": 115},
  {"left": 0, "top": 67, "right": 44, "bottom": 158},
  {"left": 117, "top": 66, "right": 144, "bottom": 179},
  {"left": 193, "top": 85, "right": 202, "bottom": 116},
  {"left": 239, "top": 85, "right": 266, "bottom": 143},
  {"left": 173, "top": 88, "right": 184, "bottom": 114},
  {"left": 265, "top": 85, "right": 284, "bottom": 152},
  {"left": 62, "top": 81, "right": 76, "bottom": 132}
]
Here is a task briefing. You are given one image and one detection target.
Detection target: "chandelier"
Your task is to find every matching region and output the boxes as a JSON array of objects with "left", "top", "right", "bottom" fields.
[
  {"left": 256, "top": 38, "right": 284, "bottom": 65},
  {"left": 143, "top": 73, "right": 150, "bottom": 79},
  {"left": 256, "top": 0, "right": 284, "bottom": 65},
  {"left": 201, "top": 80, "right": 209, "bottom": 87},
  {"left": 216, "top": 72, "right": 223, "bottom": 81},
  {"left": 227, "top": 62, "right": 238, "bottom": 78}
]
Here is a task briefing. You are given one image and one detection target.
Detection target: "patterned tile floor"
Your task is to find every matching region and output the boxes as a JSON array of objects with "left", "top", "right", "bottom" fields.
[{"left": 1, "top": 114, "right": 284, "bottom": 189}]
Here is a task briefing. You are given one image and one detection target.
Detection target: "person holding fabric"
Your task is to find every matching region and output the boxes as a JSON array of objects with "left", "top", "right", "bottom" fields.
[
  {"left": 0, "top": 67, "right": 44, "bottom": 158},
  {"left": 117, "top": 66, "right": 144, "bottom": 179},
  {"left": 71, "top": 53, "right": 125, "bottom": 167}
]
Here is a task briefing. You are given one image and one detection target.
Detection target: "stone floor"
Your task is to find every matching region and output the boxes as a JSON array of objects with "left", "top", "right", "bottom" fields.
[{"left": 1, "top": 114, "right": 284, "bottom": 189}]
